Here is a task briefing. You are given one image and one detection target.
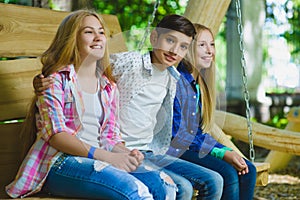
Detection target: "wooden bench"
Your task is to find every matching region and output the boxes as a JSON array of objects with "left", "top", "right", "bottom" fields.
[{"left": 0, "top": 3, "right": 125, "bottom": 199}]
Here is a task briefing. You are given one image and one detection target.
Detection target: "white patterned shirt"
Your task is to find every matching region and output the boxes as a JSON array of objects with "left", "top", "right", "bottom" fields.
[{"left": 110, "top": 51, "right": 180, "bottom": 154}]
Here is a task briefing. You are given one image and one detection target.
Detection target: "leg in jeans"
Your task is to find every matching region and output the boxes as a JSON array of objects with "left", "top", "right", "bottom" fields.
[
  {"left": 181, "top": 150, "right": 256, "bottom": 200},
  {"left": 130, "top": 164, "right": 177, "bottom": 200},
  {"left": 144, "top": 151, "right": 223, "bottom": 200},
  {"left": 42, "top": 154, "right": 155, "bottom": 200},
  {"left": 163, "top": 169, "right": 194, "bottom": 200}
]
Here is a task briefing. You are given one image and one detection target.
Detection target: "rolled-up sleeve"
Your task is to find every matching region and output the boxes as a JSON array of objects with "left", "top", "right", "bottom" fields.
[{"left": 36, "top": 73, "right": 70, "bottom": 142}]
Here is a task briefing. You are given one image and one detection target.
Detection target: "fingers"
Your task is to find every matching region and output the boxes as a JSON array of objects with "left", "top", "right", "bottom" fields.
[
  {"left": 33, "top": 74, "right": 54, "bottom": 95},
  {"left": 130, "top": 149, "right": 144, "bottom": 164}
]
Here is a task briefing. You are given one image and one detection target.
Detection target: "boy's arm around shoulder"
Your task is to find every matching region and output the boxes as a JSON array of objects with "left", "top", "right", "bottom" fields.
[{"left": 110, "top": 51, "right": 143, "bottom": 78}]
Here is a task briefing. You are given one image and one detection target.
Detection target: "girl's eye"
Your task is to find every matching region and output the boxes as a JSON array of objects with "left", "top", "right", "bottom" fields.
[
  {"left": 99, "top": 31, "right": 105, "bottom": 35},
  {"left": 211, "top": 43, "right": 215, "bottom": 46},
  {"left": 84, "top": 30, "right": 93, "bottom": 34}
]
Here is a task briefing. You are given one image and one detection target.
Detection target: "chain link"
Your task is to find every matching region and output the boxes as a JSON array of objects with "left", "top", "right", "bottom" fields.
[
  {"left": 235, "top": 0, "right": 255, "bottom": 162},
  {"left": 138, "top": 0, "right": 160, "bottom": 51}
]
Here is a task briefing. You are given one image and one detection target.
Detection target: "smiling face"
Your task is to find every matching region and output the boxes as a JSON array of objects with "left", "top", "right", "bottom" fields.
[
  {"left": 77, "top": 15, "right": 106, "bottom": 61},
  {"left": 150, "top": 30, "right": 192, "bottom": 70},
  {"left": 196, "top": 29, "right": 215, "bottom": 69}
]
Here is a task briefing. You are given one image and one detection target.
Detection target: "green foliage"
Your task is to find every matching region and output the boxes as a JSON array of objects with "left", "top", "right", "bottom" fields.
[
  {"left": 264, "top": 112, "right": 288, "bottom": 129},
  {"left": 282, "top": 1, "right": 300, "bottom": 63},
  {"left": 266, "top": 0, "right": 300, "bottom": 64},
  {"left": 93, "top": 0, "right": 186, "bottom": 32},
  {"left": 92, "top": 0, "right": 187, "bottom": 51}
]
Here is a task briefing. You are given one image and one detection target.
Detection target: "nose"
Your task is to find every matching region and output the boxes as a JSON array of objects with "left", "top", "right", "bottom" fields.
[
  {"left": 94, "top": 32, "right": 105, "bottom": 42},
  {"left": 169, "top": 44, "right": 179, "bottom": 55},
  {"left": 206, "top": 45, "right": 212, "bottom": 54}
]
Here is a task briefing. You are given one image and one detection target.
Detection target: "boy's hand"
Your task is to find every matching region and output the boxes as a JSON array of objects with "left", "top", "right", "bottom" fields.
[{"left": 33, "top": 74, "right": 53, "bottom": 95}]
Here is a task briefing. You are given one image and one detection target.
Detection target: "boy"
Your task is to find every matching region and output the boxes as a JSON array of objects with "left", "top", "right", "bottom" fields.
[{"left": 34, "top": 14, "right": 223, "bottom": 200}]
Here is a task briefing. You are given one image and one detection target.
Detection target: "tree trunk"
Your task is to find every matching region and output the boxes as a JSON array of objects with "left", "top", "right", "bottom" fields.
[{"left": 183, "top": 0, "right": 231, "bottom": 36}]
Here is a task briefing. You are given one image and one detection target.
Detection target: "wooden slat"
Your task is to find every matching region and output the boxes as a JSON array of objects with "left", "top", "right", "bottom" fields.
[
  {"left": 215, "top": 110, "right": 300, "bottom": 155},
  {"left": 0, "top": 3, "right": 126, "bottom": 57},
  {"left": 0, "top": 123, "right": 23, "bottom": 199},
  {"left": 0, "top": 58, "right": 41, "bottom": 121}
]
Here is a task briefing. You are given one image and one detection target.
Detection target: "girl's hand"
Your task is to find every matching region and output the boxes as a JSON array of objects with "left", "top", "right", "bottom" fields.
[
  {"left": 130, "top": 149, "right": 144, "bottom": 164},
  {"left": 104, "top": 151, "right": 141, "bottom": 172},
  {"left": 223, "top": 151, "right": 249, "bottom": 175}
]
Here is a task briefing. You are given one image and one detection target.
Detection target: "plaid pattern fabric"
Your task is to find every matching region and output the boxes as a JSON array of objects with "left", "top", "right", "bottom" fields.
[{"left": 6, "top": 65, "right": 122, "bottom": 198}]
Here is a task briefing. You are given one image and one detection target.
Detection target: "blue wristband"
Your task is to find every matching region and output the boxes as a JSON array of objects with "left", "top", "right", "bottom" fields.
[{"left": 88, "top": 146, "right": 96, "bottom": 159}]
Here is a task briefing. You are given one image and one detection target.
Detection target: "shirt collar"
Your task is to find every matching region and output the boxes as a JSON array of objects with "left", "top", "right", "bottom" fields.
[
  {"left": 177, "top": 61, "right": 195, "bottom": 84},
  {"left": 58, "top": 64, "right": 113, "bottom": 91}
]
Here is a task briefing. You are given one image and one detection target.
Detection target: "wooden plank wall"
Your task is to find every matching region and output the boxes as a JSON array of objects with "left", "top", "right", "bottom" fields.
[{"left": 0, "top": 3, "right": 125, "bottom": 199}]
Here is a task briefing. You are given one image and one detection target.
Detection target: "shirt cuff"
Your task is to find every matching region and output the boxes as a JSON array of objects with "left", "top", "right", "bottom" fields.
[{"left": 210, "top": 147, "right": 232, "bottom": 159}]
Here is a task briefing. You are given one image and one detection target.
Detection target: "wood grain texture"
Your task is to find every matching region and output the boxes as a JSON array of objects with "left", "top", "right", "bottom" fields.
[
  {"left": 215, "top": 110, "right": 300, "bottom": 155},
  {"left": 184, "top": 0, "right": 231, "bottom": 35},
  {"left": 0, "top": 3, "right": 126, "bottom": 57}
]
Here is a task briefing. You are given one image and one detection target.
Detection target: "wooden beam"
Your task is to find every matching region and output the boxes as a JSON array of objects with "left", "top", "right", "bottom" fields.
[
  {"left": 215, "top": 110, "right": 300, "bottom": 155},
  {"left": 184, "top": 0, "right": 231, "bottom": 35},
  {"left": 0, "top": 3, "right": 126, "bottom": 57}
]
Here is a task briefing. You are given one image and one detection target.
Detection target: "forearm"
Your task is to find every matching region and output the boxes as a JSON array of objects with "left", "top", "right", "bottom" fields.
[
  {"left": 111, "top": 143, "right": 130, "bottom": 153},
  {"left": 49, "top": 132, "right": 89, "bottom": 156}
]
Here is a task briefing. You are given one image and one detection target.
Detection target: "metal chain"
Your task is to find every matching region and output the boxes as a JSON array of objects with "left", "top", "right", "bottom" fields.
[
  {"left": 235, "top": 0, "right": 255, "bottom": 162},
  {"left": 138, "top": 0, "right": 160, "bottom": 51}
]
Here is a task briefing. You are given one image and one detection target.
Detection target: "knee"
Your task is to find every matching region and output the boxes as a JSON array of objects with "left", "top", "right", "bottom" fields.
[
  {"left": 176, "top": 176, "right": 194, "bottom": 200},
  {"left": 207, "top": 172, "right": 224, "bottom": 195},
  {"left": 160, "top": 171, "right": 177, "bottom": 200}
]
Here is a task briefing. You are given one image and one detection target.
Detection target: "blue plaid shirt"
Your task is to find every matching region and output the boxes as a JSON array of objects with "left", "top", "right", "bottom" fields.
[{"left": 168, "top": 62, "right": 226, "bottom": 158}]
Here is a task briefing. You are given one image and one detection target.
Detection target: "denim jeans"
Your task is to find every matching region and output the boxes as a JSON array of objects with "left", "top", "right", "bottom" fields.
[
  {"left": 180, "top": 150, "right": 257, "bottom": 200},
  {"left": 143, "top": 151, "right": 223, "bottom": 200},
  {"left": 42, "top": 154, "right": 176, "bottom": 200}
]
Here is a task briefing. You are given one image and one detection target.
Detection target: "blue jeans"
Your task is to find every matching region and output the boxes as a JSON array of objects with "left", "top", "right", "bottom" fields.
[
  {"left": 144, "top": 151, "right": 223, "bottom": 200},
  {"left": 180, "top": 150, "right": 257, "bottom": 200},
  {"left": 42, "top": 154, "right": 176, "bottom": 200}
]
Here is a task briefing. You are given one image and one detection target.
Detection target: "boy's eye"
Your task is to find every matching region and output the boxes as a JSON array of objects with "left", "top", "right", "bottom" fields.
[
  {"left": 211, "top": 43, "right": 215, "bottom": 46},
  {"left": 99, "top": 31, "right": 105, "bottom": 35},
  {"left": 180, "top": 45, "right": 188, "bottom": 50},
  {"left": 166, "top": 38, "right": 175, "bottom": 44}
]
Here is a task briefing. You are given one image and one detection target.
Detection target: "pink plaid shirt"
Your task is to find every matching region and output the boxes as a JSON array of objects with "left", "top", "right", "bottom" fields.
[{"left": 6, "top": 65, "right": 123, "bottom": 198}]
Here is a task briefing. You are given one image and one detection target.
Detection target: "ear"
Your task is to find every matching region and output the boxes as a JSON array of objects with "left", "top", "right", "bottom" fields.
[{"left": 150, "top": 30, "right": 158, "bottom": 46}]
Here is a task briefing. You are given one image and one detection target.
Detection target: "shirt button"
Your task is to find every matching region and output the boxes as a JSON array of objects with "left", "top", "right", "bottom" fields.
[
  {"left": 192, "top": 112, "right": 195, "bottom": 116},
  {"left": 190, "top": 130, "right": 194, "bottom": 134}
]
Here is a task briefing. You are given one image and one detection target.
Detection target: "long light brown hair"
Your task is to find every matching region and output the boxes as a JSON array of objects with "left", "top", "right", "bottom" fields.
[
  {"left": 21, "top": 10, "right": 113, "bottom": 158},
  {"left": 183, "top": 23, "right": 216, "bottom": 133}
]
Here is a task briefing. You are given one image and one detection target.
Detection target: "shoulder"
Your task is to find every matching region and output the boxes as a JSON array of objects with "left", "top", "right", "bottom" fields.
[
  {"left": 49, "top": 65, "right": 74, "bottom": 81},
  {"left": 110, "top": 51, "right": 142, "bottom": 64}
]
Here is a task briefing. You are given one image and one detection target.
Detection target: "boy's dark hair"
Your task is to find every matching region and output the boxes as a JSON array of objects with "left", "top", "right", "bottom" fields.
[{"left": 156, "top": 14, "right": 196, "bottom": 39}]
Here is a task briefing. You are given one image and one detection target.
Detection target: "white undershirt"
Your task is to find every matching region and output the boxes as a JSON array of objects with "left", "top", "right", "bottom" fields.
[
  {"left": 77, "top": 89, "right": 103, "bottom": 148},
  {"left": 120, "top": 65, "right": 169, "bottom": 150}
]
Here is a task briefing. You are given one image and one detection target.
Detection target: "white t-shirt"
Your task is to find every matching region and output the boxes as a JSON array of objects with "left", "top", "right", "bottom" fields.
[
  {"left": 120, "top": 65, "right": 169, "bottom": 150},
  {"left": 77, "top": 90, "right": 103, "bottom": 147}
]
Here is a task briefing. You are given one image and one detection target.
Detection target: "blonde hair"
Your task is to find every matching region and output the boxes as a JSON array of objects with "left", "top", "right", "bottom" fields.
[
  {"left": 21, "top": 10, "right": 113, "bottom": 158},
  {"left": 183, "top": 23, "right": 216, "bottom": 133}
]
